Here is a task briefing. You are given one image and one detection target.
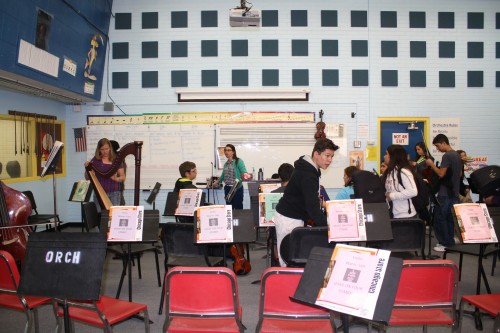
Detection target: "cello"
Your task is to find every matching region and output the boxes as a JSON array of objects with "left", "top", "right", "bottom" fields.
[
  {"left": 230, "top": 244, "right": 251, "bottom": 275},
  {"left": 0, "top": 181, "right": 32, "bottom": 268}
]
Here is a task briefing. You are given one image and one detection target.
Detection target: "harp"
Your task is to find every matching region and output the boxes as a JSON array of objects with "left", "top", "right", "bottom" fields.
[{"left": 85, "top": 141, "right": 143, "bottom": 210}]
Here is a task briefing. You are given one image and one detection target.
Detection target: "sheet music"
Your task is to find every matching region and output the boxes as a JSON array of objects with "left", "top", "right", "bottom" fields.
[
  {"left": 316, "top": 244, "right": 391, "bottom": 320},
  {"left": 453, "top": 203, "right": 498, "bottom": 243},
  {"left": 326, "top": 199, "right": 367, "bottom": 242},
  {"left": 195, "top": 205, "right": 234, "bottom": 243},
  {"left": 107, "top": 206, "right": 144, "bottom": 241},
  {"left": 259, "top": 192, "right": 283, "bottom": 227},
  {"left": 175, "top": 188, "right": 203, "bottom": 216}
]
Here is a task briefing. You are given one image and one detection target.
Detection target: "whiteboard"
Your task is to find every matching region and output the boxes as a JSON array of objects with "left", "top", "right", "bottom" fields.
[
  {"left": 217, "top": 123, "right": 344, "bottom": 188},
  {"left": 86, "top": 123, "right": 344, "bottom": 189},
  {"left": 86, "top": 124, "right": 215, "bottom": 189}
]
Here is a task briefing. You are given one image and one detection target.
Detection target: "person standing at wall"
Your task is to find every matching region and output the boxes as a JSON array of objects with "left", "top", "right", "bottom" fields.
[
  {"left": 383, "top": 144, "right": 418, "bottom": 219},
  {"left": 218, "top": 144, "right": 250, "bottom": 210},
  {"left": 425, "top": 134, "right": 462, "bottom": 252},
  {"left": 84, "top": 138, "right": 125, "bottom": 210},
  {"left": 273, "top": 138, "right": 339, "bottom": 266}
]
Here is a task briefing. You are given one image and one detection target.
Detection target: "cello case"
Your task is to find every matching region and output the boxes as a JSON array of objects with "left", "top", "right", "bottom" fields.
[{"left": 469, "top": 165, "right": 500, "bottom": 197}]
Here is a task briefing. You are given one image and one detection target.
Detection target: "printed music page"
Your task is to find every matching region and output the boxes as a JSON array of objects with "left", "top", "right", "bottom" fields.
[
  {"left": 258, "top": 192, "right": 283, "bottom": 227},
  {"left": 316, "top": 244, "right": 391, "bottom": 320},
  {"left": 326, "top": 199, "right": 367, "bottom": 242},
  {"left": 453, "top": 203, "right": 498, "bottom": 243},
  {"left": 108, "top": 206, "right": 144, "bottom": 241},
  {"left": 259, "top": 183, "right": 280, "bottom": 193},
  {"left": 175, "top": 189, "right": 203, "bottom": 216},
  {"left": 195, "top": 205, "right": 234, "bottom": 243}
]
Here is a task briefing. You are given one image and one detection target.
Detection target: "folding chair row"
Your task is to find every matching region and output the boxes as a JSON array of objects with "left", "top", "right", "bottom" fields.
[{"left": 162, "top": 266, "right": 337, "bottom": 333}]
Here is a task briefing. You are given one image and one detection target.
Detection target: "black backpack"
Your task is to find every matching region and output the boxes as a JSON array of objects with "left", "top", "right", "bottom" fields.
[
  {"left": 397, "top": 169, "right": 429, "bottom": 219},
  {"left": 351, "top": 170, "right": 386, "bottom": 203}
]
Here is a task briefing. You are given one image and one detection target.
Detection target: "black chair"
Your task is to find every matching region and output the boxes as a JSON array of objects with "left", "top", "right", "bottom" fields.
[
  {"left": 377, "top": 218, "right": 426, "bottom": 259},
  {"left": 22, "top": 190, "right": 60, "bottom": 230},
  {"left": 158, "top": 222, "right": 223, "bottom": 314},
  {"left": 281, "top": 226, "right": 332, "bottom": 267}
]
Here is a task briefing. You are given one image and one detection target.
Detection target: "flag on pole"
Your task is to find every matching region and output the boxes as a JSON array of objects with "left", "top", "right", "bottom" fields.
[{"left": 74, "top": 127, "right": 87, "bottom": 152}]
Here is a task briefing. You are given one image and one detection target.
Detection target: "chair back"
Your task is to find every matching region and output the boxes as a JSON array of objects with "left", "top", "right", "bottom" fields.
[
  {"left": 377, "top": 218, "right": 425, "bottom": 257},
  {"left": 22, "top": 190, "right": 38, "bottom": 213},
  {"left": 0, "top": 251, "right": 19, "bottom": 291},
  {"left": 82, "top": 202, "right": 101, "bottom": 232},
  {"left": 288, "top": 226, "right": 331, "bottom": 267},
  {"left": 163, "top": 222, "right": 205, "bottom": 258},
  {"left": 259, "top": 267, "right": 330, "bottom": 316},
  {"left": 164, "top": 266, "right": 244, "bottom": 332},
  {"left": 395, "top": 260, "right": 458, "bottom": 306}
]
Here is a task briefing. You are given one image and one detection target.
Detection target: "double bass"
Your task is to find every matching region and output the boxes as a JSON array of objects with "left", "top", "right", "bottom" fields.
[{"left": 0, "top": 181, "right": 32, "bottom": 268}]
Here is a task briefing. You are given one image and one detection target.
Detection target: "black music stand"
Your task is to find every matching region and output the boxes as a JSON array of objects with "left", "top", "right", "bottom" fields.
[
  {"left": 145, "top": 182, "right": 162, "bottom": 210},
  {"left": 40, "top": 141, "right": 64, "bottom": 231},
  {"left": 101, "top": 209, "right": 160, "bottom": 301},
  {"left": 68, "top": 181, "right": 93, "bottom": 232},
  {"left": 18, "top": 232, "right": 107, "bottom": 333}
]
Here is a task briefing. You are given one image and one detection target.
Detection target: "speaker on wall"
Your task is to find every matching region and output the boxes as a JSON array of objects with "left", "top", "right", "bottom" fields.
[{"left": 103, "top": 102, "right": 114, "bottom": 111}]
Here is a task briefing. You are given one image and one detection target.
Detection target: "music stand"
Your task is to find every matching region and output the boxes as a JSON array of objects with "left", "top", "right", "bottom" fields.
[
  {"left": 18, "top": 232, "right": 107, "bottom": 333},
  {"left": 40, "top": 141, "right": 64, "bottom": 231},
  {"left": 145, "top": 182, "right": 162, "bottom": 210},
  {"left": 68, "top": 181, "right": 94, "bottom": 232}
]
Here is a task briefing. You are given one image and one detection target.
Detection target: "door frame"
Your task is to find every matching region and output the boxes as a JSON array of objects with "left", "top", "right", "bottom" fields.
[{"left": 377, "top": 117, "right": 430, "bottom": 170}]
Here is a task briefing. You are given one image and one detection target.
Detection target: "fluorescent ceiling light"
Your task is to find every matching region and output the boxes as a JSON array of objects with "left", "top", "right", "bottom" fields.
[{"left": 176, "top": 88, "right": 310, "bottom": 102}]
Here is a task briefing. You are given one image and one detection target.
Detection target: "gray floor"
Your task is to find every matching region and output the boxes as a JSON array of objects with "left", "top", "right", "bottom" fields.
[{"left": 1, "top": 228, "right": 499, "bottom": 333}]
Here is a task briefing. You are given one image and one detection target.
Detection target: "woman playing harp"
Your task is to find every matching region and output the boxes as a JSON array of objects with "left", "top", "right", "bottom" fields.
[{"left": 84, "top": 138, "right": 125, "bottom": 210}]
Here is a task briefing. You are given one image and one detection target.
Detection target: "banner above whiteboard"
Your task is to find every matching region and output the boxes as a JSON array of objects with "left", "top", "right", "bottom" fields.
[{"left": 87, "top": 111, "right": 314, "bottom": 125}]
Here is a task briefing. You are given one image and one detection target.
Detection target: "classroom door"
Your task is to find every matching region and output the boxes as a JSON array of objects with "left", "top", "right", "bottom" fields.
[{"left": 379, "top": 118, "right": 429, "bottom": 165}]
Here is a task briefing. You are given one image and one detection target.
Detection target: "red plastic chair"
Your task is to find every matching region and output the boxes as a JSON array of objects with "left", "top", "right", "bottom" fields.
[
  {"left": 458, "top": 294, "right": 500, "bottom": 333},
  {"left": 163, "top": 266, "right": 244, "bottom": 333},
  {"left": 256, "top": 267, "right": 337, "bottom": 333},
  {"left": 0, "top": 250, "right": 51, "bottom": 333},
  {"left": 385, "top": 259, "right": 459, "bottom": 332},
  {"left": 53, "top": 296, "right": 150, "bottom": 333}
]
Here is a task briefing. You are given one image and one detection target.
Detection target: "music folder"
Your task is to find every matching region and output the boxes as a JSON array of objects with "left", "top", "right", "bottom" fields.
[
  {"left": 225, "top": 179, "right": 240, "bottom": 203},
  {"left": 292, "top": 246, "right": 403, "bottom": 324}
]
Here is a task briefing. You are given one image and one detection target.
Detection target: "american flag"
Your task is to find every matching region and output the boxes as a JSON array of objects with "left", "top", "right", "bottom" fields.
[{"left": 74, "top": 127, "right": 87, "bottom": 152}]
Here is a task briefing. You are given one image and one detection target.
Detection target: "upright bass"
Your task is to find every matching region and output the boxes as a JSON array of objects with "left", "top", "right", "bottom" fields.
[{"left": 0, "top": 181, "right": 32, "bottom": 268}]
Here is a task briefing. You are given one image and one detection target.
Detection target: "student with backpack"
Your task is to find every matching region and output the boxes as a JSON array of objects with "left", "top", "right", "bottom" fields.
[
  {"left": 382, "top": 144, "right": 418, "bottom": 218},
  {"left": 425, "top": 134, "right": 462, "bottom": 252}
]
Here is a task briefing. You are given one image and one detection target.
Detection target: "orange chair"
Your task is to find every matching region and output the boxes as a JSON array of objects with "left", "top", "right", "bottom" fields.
[
  {"left": 53, "top": 296, "right": 150, "bottom": 333},
  {"left": 163, "top": 266, "right": 245, "bottom": 333},
  {"left": 458, "top": 294, "right": 500, "bottom": 333},
  {"left": 256, "top": 267, "right": 337, "bottom": 333},
  {"left": 0, "top": 250, "right": 51, "bottom": 333},
  {"left": 385, "top": 259, "right": 459, "bottom": 332}
]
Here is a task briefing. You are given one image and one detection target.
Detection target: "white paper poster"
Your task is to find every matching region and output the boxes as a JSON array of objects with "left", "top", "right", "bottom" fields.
[{"left": 195, "top": 205, "right": 234, "bottom": 243}]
